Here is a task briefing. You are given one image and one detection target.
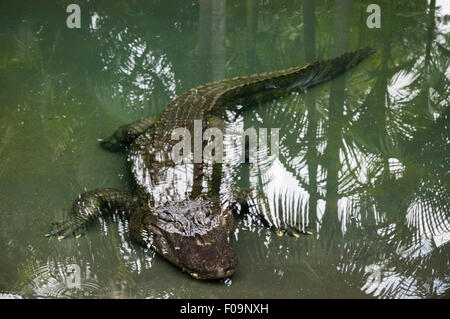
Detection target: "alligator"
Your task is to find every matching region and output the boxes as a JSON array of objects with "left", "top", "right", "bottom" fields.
[{"left": 45, "top": 47, "right": 375, "bottom": 280}]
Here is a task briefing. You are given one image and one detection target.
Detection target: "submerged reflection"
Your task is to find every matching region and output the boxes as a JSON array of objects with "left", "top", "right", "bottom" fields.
[{"left": 233, "top": 0, "right": 449, "bottom": 298}]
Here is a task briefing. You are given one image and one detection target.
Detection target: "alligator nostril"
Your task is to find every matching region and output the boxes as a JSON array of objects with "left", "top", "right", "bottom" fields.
[
  {"left": 174, "top": 220, "right": 183, "bottom": 231},
  {"left": 216, "top": 267, "right": 225, "bottom": 278}
]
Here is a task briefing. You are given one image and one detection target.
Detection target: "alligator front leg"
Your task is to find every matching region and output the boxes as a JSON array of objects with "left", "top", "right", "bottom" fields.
[
  {"left": 44, "top": 188, "right": 135, "bottom": 240},
  {"left": 99, "top": 116, "right": 159, "bottom": 152},
  {"left": 231, "top": 188, "right": 311, "bottom": 238}
]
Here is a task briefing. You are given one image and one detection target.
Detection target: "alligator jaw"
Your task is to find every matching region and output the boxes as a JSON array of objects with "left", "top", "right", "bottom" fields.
[{"left": 189, "top": 267, "right": 236, "bottom": 280}]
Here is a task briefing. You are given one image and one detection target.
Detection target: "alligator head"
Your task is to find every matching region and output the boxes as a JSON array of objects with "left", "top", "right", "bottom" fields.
[{"left": 138, "top": 197, "right": 237, "bottom": 280}]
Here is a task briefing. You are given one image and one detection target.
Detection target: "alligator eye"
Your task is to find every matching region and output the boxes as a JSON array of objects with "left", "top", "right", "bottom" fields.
[
  {"left": 194, "top": 211, "right": 206, "bottom": 225},
  {"left": 174, "top": 220, "right": 183, "bottom": 231}
]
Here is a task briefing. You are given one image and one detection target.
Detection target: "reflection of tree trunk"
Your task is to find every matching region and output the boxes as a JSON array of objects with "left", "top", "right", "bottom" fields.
[
  {"left": 378, "top": 2, "right": 391, "bottom": 177},
  {"left": 246, "top": 0, "right": 257, "bottom": 73},
  {"left": 240, "top": 0, "right": 256, "bottom": 189},
  {"left": 198, "top": 1, "right": 227, "bottom": 198},
  {"left": 321, "top": 0, "right": 352, "bottom": 238},
  {"left": 199, "top": 0, "right": 227, "bottom": 82},
  {"left": 198, "top": 0, "right": 212, "bottom": 83},
  {"left": 357, "top": 4, "right": 365, "bottom": 48},
  {"left": 425, "top": 0, "right": 436, "bottom": 64},
  {"left": 211, "top": 0, "right": 226, "bottom": 81},
  {"left": 303, "top": 0, "right": 318, "bottom": 228},
  {"left": 303, "top": 0, "right": 315, "bottom": 63},
  {"left": 425, "top": 0, "right": 436, "bottom": 112}
]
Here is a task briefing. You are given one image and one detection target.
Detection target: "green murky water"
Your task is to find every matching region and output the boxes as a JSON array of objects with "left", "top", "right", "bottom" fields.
[{"left": 0, "top": 0, "right": 449, "bottom": 298}]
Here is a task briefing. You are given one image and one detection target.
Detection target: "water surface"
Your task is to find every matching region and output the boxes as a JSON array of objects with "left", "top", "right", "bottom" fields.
[{"left": 0, "top": 0, "right": 449, "bottom": 298}]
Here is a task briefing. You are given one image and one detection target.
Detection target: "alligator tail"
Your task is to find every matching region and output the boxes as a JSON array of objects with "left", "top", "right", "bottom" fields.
[
  {"left": 275, "top": 46, "right": 376, "bottom": 91},
  {"left": 209, "top": 46, "right": 376, "bottom": 112},
  {"left": 251, "top": 46, "right": 375, "bottom": 92}
]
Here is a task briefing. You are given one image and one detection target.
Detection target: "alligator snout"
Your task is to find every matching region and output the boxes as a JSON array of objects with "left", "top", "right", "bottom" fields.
[
  {"left": 185, "top": 241, "right": 238, "bottom": 280},
  {"left": 190, "top": 249, "right": 238, "bottom": 280}
]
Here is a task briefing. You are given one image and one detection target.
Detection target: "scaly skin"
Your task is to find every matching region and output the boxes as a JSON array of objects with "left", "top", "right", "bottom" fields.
[{"left": 45, "top": 47, "right": 375, "bottom": 280}]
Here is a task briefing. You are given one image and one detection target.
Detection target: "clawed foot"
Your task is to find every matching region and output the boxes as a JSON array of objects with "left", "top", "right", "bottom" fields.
[
  {"left": 271, "top": 224, "right": 313, "bottom": 238},
  {"left": 230, "top": 187, "right": 314, "bottom": 239},
  {"left": 44, "top": 220, "right": 84, "bottom": 241}
]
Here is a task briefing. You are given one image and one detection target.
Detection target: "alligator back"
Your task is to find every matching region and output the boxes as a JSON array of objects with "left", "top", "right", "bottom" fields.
[
  {"left": 130, "top": 47, "right": 375, "bottom": 203},
  {"left": 152, "top": 46, "right": 375, "bottom": 146}
]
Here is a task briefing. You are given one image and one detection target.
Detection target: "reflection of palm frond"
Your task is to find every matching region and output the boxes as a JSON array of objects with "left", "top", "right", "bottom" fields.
[{"left": 406, "top": 182, "right": 450, "bottom": 247}]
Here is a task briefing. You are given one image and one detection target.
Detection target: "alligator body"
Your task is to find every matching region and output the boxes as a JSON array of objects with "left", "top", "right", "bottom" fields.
[{"left": 45, "top": 47, "right": 374, "bottom": 280}]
